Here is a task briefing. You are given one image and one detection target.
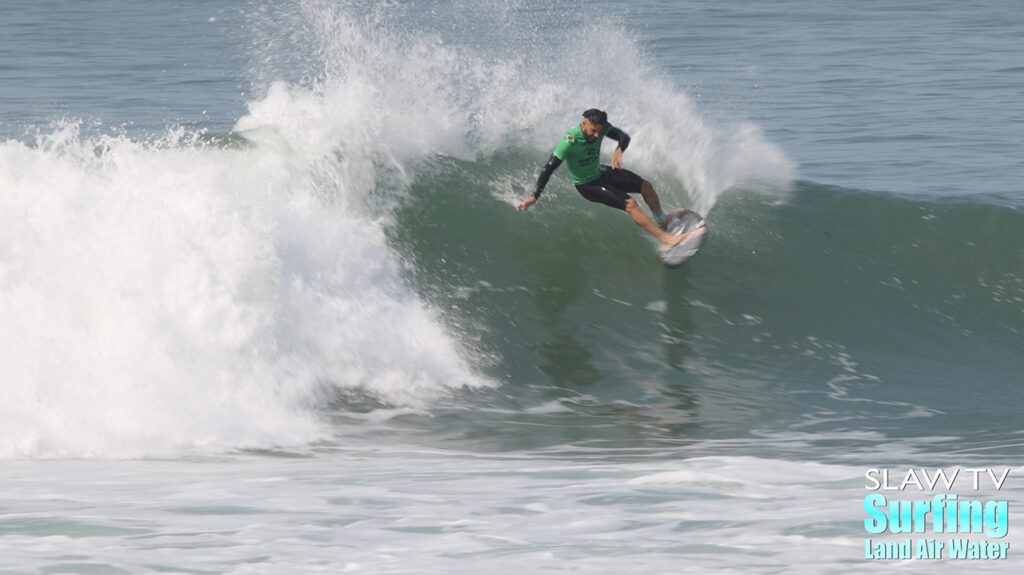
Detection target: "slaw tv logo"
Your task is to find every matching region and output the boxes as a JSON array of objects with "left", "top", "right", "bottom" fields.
[{"left": 863, "top": 468, "right": 1011, "bottom": 561}]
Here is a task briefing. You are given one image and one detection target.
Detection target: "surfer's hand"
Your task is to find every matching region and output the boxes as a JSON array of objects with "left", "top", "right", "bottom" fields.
[
  {"left": 517, "top": 196, "right": 538, "bottom": 211},
  {"left": 611, "top": 148, "right": 624, "bottom": 169}
]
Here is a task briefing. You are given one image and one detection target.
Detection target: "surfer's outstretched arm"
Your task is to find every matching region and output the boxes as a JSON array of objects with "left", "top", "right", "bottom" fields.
[{"left": 518, "top": 154, "right": 562, "bottom": 211}]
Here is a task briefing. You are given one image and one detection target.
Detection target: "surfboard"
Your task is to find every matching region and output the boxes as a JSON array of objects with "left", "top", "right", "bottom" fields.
[{"left": 658, "top": 209, "right": 708, "bottom": 267}]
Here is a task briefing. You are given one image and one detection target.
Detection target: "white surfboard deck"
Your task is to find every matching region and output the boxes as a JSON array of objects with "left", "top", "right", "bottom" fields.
[{"left": 659, "top": 209, "right": 708, "bottom": 267}]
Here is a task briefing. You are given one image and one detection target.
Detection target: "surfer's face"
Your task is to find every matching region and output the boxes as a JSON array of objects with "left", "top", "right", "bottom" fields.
[{"left": 581, "top": 119, "right": 604, "bottom": 142}]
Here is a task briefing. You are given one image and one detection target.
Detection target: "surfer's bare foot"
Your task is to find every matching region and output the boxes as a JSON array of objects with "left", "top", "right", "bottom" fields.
[
  {"left": 660, "top": 226, "right": 707, "bottom": 248},
  {"left": 661, "top": 233, "right": 686, "bottom": 248}
]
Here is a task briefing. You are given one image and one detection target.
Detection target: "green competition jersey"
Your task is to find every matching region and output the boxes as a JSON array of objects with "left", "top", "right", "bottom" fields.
[{"left": 552, "top": 123, "right": 615, "bottom": 185}]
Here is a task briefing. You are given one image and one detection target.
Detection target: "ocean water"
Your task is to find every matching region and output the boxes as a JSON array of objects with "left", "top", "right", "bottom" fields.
[{"left": 1, "top": 1, "right": 1022, "bottom": 573}]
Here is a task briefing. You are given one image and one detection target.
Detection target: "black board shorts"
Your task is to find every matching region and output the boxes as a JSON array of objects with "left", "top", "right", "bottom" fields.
[{"left": 575, "top": 166, "right": 645, "bottom": 210}]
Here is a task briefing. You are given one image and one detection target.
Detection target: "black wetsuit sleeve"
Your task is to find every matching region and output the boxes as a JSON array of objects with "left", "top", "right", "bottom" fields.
[
  {"left": 533, "top": 154, "right": 562, "bottom": 198},
  {"left": 607, "top": 127, "right": 631, "bottom": 151}
]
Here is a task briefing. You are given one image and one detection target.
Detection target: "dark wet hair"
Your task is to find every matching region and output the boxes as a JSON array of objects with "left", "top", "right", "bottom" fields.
[{"left": 582, "top": 108, "right": 608, "bottom": 126}]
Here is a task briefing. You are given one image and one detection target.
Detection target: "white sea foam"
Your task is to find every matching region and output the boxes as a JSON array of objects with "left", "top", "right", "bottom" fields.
[{"left": 0, "top": 108, "right": 489, "bottom": 459}]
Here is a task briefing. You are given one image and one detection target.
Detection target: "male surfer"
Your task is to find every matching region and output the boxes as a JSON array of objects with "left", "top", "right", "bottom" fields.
[{"left": 517, "top": 109, "right": 686, "bottom": 248}]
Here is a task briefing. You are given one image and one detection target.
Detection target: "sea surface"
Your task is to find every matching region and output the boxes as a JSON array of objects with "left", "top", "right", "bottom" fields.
[{"left": 1, "top": 1, "right": 1022, "bottom": 573}]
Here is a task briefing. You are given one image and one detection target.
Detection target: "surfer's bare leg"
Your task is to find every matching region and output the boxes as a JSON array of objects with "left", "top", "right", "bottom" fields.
[
  {"left": 625, "top": 198, "right": 684, "bottom": 247},
  {"left": 639, "top": 179, "right": 686, "bottom": 227},
  {"left": 638, "top": 180, "right": 664, "bottom": 217}
]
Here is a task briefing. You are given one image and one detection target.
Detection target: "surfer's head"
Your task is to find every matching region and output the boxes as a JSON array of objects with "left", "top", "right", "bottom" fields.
[{"left": 581, "top": 108, "right": 607, "bottom": 142}]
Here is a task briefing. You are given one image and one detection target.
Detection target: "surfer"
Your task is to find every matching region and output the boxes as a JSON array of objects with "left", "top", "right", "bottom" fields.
[{"left": 517, "top": 108, "right": 687, "bottom": 248}]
